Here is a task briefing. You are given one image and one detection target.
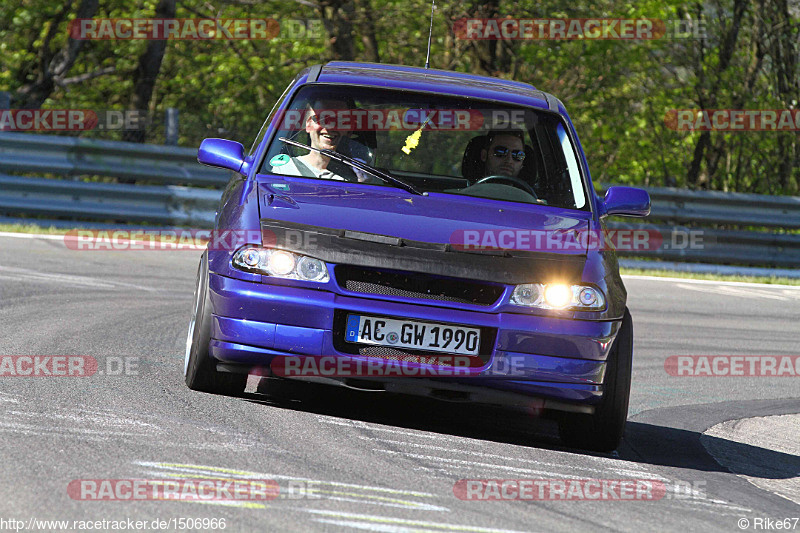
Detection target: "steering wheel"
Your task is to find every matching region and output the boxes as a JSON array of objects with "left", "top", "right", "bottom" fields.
[{"left": 474, "top": 175, "right": 538, "bottom": 198}]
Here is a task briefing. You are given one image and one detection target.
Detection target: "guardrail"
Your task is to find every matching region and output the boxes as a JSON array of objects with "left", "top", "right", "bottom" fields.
[
  {"left": 642, "top": 187, "right": 800, "bottom": 229},
  {"left": 605, "top": 187, "right": 800, "bottom": 268},
  {"left": 607, "top": 222, "right": 800, "bottom": 268},
  {"left": 0, "top": 131, "right": 228, "bottom": 227},
  {"left": 0, "top": 132, "right": 798, "bottom": 269}
]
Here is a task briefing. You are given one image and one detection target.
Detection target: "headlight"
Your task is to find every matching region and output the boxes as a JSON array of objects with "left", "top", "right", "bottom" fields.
[
  {"left": 511, "top": 283, "right": 605, "bottom": 310},
  {"left": 232, "top": 246, "right": 329, "bottom": 282},
  {"left": 267, "top": 250, "right": 296, "bottom": 276}
]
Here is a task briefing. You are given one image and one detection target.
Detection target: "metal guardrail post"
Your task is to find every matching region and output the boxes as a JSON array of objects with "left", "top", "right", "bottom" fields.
[{"left": 165, "top": 108, "right": 179, "bottom": 145}]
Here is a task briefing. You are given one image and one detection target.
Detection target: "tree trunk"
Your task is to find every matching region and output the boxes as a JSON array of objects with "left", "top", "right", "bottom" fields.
[
  {"left": 763, "top": 0, "right": 799, "bottom": 193},
  {"left": 466, "top": 0, "right": 501, "bottom": 76},
  {"left": 355, "top": 0, "right": 380, "bottom": 63},
  {"left": 686, "top": 0, "right": 749, "bottom": 189},
  {"left": 122, "top": 0, "right": 176, "bottom": 143},
  {"left": 320, "top": 0, "right": 356, "bottom": 61},
  {"left": 13, "top": 0, "right": 99, "bottom": 109}
]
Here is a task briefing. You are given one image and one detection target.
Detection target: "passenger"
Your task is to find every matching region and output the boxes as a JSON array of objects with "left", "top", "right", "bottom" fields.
[
  {"left": 481, "top": 130, "right": 526, "bottom": 178},
  {"left": 273, "top": 98, "right": 358, "bottom": 181}
]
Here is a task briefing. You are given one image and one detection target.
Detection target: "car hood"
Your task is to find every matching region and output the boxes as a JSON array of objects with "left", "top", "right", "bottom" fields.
[
  {"left": 256, "top": 179, "right": 591, "bottom": 285},
  {"left": 257, "top": 179, "right": 590, "bottom": 256}
]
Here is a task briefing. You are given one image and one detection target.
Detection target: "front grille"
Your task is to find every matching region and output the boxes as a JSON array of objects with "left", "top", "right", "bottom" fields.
[
  {"left": 335, "top": 265, "right": 503, "bottom": 306},
  {"left": 357, "top": 346, "right": 484, "bottom": 367}
]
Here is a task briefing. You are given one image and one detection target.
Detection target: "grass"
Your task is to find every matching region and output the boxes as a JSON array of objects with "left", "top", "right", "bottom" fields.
[
  {"left": 2, "top": 222, "right": 797, "bottom": 286},
  {"left": 621, "top": 267, "right": 800, "bottom": 286},
  {"left": 0, "top": 223, "right": 72, "bottom": 234}
]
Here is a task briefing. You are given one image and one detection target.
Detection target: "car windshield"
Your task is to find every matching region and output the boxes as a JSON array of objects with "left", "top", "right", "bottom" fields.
[{"left": 261, "top": 85, "right": 588, "bottom": 210}]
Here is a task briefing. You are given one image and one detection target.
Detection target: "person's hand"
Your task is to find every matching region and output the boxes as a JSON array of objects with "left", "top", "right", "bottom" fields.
[{"left": 352, "top": 158, "right": 379, "bottom": 183}]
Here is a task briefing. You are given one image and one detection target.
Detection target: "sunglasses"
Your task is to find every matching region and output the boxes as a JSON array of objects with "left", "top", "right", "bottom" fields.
[{"left": 491, "top": 146, "right": 526, "bottom": 162}]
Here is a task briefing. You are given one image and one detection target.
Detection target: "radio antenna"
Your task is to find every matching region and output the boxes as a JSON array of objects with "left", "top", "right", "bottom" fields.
[{"left": 424, "top": 0, "right": 435, "bottom": 69}]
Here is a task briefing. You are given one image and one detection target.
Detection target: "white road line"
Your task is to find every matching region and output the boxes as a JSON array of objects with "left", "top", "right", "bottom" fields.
[
  {"left": 323, "top": 417, "right": 656, "bottom": 476},
  {"left": 0, "top": 265, "right": 158, "bottom": 292},
  {"left": 675, "top": 498, "right": 752, "bottom": 513},
  {"left": 137, "top": 462, "right": 447, "bottom": 512},
  {"left": 317, "top": 495, "right": 447, "bottom": 512},
  {"left": 305, "top": 510, "right": 528, "bottom": 533},
  {"left": 721, "top": 285, "right": 800, "bottom": 300},
  {"left": 328, "top": 417, "right": 650, "bottom": 469},
  {"left": 675, "top": 283, "right": 795, "bottom": 301},
  {"left": 0, "top": 393, "right": 19, "bottom": 404},
  {"left": 138, "top": 462, "right": 437, "bottom": 498},
  {"left": 0, "top": 232, "right": 67, "bottom": 241},
  {"left": 623, "top": 274, "right": 800, "bottom": 290},
  {"left": 0, "top": 268, "right": 117, "bottom": 289},
  {"left": 359, "top": 437, "right": 665, "bottom": 480},
  {"left": 374, "top": 449, "right": 598, "bottom": 479},
  {"left": 312, "top": 520, "right": 413, "bottom": 533},
  {"left": 0, "top": 230, "right": 208, "bottom": 252},
  {"left": 317, "top": 418, "right": 463, "bottom": 441}
]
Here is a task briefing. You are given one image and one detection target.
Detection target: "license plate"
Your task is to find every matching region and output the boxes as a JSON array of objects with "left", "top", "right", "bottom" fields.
[{"left": 345, "top": 315, "right": 481, "bottom": 356}]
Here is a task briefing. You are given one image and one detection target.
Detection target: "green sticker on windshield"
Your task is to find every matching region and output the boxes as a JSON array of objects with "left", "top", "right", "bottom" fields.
[{"left": 270, "top": 154, "right": 291, "bottom": 167}]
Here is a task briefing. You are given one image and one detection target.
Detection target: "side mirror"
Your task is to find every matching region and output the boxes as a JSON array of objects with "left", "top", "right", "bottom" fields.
[
  {"left": 602, "top": 186, "right": 650, "bottom": 217},
  {"left": 198, "top": 138, "right": 245, "bottom": 173}
]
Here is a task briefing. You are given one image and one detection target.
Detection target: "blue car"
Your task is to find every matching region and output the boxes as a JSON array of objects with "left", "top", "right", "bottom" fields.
[{"left": 184, "top": 62, "right": 650, "bottom": 451}]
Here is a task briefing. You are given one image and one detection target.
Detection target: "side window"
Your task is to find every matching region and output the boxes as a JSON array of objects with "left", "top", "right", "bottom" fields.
[{"left": 556, "top": 123, "right": 586, "bottom": 209}]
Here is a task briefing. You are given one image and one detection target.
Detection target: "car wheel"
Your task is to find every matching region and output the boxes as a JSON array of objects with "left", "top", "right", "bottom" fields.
[
  {"left": 184, "top": 252, "right": 248, "bottom": 396},
  {"left": 558, "top": 308, "right": 633, "bottom": 452}
]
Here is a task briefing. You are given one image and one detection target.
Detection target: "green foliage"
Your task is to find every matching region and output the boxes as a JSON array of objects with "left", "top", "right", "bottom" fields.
[{"left": 1, "top": 0, "right": 797, "bottom": 195}]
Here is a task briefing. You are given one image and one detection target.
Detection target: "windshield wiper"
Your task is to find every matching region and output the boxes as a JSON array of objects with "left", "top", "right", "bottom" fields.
[{"left": 278, "top": 137, "right": 423, "bottom": 196}]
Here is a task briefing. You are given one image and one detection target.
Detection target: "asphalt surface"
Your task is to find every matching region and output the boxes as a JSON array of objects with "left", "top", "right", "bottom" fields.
[{"left": 0, "top": 233, "right": 798, "bottom": 532}]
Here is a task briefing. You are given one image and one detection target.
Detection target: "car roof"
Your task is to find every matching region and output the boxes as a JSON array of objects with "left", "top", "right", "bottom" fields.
[{"left": 311, "top": 62, "right": 557, "bottom": 112}]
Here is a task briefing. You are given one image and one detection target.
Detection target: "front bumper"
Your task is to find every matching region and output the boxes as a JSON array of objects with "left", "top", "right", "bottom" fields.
[{"left": 207, "top": 273, "right": 620, "bottom": 408}]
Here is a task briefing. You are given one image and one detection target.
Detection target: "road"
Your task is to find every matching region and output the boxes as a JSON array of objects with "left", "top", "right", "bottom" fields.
[{"left": 0, "top": 232, "right": 798, "bottom": 532}]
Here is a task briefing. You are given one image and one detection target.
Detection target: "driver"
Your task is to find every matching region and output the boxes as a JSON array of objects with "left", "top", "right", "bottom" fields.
[
  {"left": 272, "top": 98, "right": 358, "bottom": 181},
  {"left": 481, "top": 129, "right": 526, "bottom": 178}
]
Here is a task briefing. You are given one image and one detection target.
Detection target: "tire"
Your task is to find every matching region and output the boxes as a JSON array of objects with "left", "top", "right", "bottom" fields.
[
  {"left": 184, "top": 252, "right": 248, "bottom": 396},
  {"left": 558, "top": 308, "right": 633, "bottom": 452}
]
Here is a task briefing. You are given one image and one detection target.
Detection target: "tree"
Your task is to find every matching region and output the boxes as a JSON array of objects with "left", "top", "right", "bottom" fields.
[
  {"left": 122, "top": 0, "right": 176, "bottom": 143},
  {"left": 10, "top": 0, "right": 101, "bottom": 109}
]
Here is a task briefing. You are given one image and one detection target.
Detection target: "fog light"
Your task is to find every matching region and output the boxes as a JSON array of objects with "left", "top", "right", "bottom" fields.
[
  {"left": 240, "top": 248, "right": 261, "bottom": 267},
  {"left": 511, "top": 284, "right": 541, "bottom": 306},
  {"left": 297, "top": 256, "right": 327, "bottom": 281}
]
